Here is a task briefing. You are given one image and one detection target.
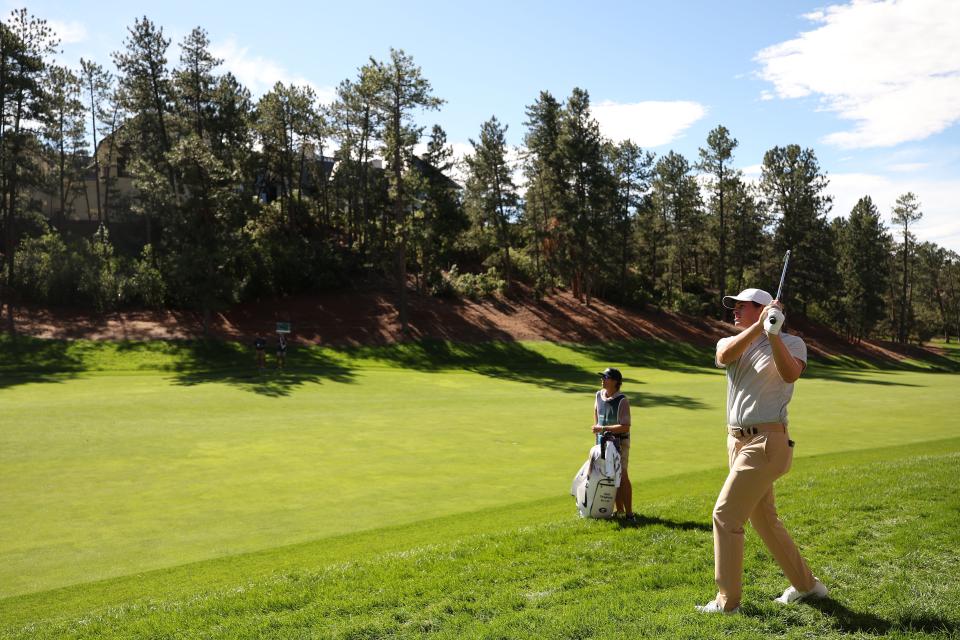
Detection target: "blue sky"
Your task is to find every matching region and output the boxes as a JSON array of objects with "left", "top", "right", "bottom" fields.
[{"left": 21, "top": 0, "right": 960, "bottom": 251}]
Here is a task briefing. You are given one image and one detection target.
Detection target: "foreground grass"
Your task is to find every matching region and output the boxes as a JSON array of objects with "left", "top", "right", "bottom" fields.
[
  {"left": 2, "top": 336, "right": 959, "bottom": 598},
  {"left": 2, "top": 438, "right": 957, "bottom": 639}
]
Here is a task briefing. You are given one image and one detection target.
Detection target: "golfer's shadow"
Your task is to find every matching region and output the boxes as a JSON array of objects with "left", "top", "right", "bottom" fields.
[
  {"left": 807, "top": 598, "right": 958, "bottom": 635},
  {"left": 616, "top": 514, "right": 711, "bottom": 532},
  {"left": 800, "top": 598, "right": 891, "bottom": 633}
]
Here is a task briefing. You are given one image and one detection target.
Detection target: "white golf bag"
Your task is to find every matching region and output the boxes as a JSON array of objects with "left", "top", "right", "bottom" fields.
[{"left": 570, "top": 436, "right": 622, "bottom": 519}]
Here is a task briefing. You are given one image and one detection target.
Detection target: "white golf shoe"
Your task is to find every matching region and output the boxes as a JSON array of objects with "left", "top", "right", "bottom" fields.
[
  {"left": 774, "top": 578, "right": 829, "bottom": 604},
  {"left": 695, "top": 600, "right": 739, "bottom": 614}
]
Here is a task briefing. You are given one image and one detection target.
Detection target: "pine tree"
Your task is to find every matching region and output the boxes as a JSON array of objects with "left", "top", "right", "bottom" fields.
[
  {"left": 697, "top": 125, "right": 738, "bottom": 312},
  {"left": 608, "top": 140, "right": 654, "bottom": 300},
  {"left": 464, "top": 116, "right": 518, "bottom": 286},
  {"left": 651, "top": 151, "right": 704, "bottom": 308},
  {"left": 891, "top": 192, "right": 922, "bottom": 343},
  {"left": 369, "top": 48, "right": 443, "bottom": 333},
  {"left": 0, "top": 8, "right": 58, "bottom": 332},
  {"left": 836, "top": 196, "right": 891, "bottom": 341},
  {"left": 760, "top": 145, "right": 835, "bottom": 313},
  {"left": 559, "top": 88, "right": 611, "bottom": 304},
  {"left": 42, "top": 64, "right": 87, "bottom": 227},
  {"left": 521, "top": 91, "right": 566, "bottom": 293}
]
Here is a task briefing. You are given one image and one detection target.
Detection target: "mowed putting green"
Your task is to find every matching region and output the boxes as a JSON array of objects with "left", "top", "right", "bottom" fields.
[{"left": 1, "top": 338, "right": 958, "bottom": 601}]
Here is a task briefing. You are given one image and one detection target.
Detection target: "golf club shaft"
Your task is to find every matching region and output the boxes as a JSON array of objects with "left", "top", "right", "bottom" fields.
[{"left": 775, "top": 250, "right": 791, "bottom": 301}]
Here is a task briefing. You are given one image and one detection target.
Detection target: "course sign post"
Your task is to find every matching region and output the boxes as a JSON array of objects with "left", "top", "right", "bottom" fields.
[{"left": 276, "top": 322, "right": 291, "bottom": 334}]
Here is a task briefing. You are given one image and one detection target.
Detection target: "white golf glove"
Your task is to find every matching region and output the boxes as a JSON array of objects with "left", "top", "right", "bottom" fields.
[{"left": 764, "top": 308, "right": 785, "bottom": 335}]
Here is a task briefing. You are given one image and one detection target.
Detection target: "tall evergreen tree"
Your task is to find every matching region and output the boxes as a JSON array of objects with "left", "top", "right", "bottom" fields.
[
  {"left": 79, "top": 58, "right": 114, "bottom": 223},
  {"left": 697, "top": 125, "right": 738, "bottom": 312},
  {"left": 521, "top": 91, "right": 566, "bottom": 291},
  {"left": 891, "top": 192, "right": 922, "bottom": 343},
  {"left": 608, "top": 139, "right": 654, "bottom": 299},
  {"left": 0, "top": 8, "right": 58, "bottom": 332},
  {"left": 760, "top": 145, "right": 835, "bottom": 313},
  {"left": 370, "top": 48, "right": 443, "bottom": 333},
  {"left": 112, "top": 16, "right": 179, "bottom": 243},
  {"left": 726, "top": 180, "right": 767, "bottom": 293},
  {"left": 329, "top": 64, "right": 384, "bottom": 255},
  {"left": 559, "top": 88, "right": 610, "bottom": 304},
  {"left": 836, "top": 196, "right": 891, "bottom": 341},
  {"left": 413, "top": 124, "right": 465, "bottom": 290},
  {"left": 912, "top": 241, "right": 950, "bottom": 342},
  {"left": 255, "top": 82, "right": 324, "bottom": 231},
  {"left": 941, "top": 252, "right": 960, "bottom": 342},
  {"left": 464, "top": 116, "right": 518, "bottom": 286},
  {"left": 651, "top": 150, "right": 705, "bottom": 308},
  {"left": 42, "top": 64, "right": 87, "bottom": 227}
]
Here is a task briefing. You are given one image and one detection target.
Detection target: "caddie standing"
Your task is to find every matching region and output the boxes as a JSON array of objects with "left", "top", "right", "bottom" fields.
[{"left": 696, "top": 288, "right": 828, "bottom": 614}]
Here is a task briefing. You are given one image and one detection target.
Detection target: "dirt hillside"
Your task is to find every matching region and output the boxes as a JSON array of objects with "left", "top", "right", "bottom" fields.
[{"left": 10, "top": 285, "right": 943, "bottom": 365}]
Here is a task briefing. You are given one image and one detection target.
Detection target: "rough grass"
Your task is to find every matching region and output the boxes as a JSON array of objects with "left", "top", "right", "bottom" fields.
[{"left": 2, "top": 439, "right": 957, "bottom": 639}]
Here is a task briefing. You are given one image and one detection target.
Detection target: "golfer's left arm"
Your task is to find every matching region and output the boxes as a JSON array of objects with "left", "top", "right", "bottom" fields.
[{"left": 769, "top": 334, "right": 804, "bottom": 383}]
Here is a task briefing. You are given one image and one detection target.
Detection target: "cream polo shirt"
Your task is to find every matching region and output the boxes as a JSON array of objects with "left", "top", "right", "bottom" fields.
[{"left": 716, "top": 333, "right": 807, "bottom": 428}]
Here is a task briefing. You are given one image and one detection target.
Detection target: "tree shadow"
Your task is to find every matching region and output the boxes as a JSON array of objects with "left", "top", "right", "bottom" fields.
[
  {"left": 567, "top": 340, "right": 716, "bottom": 375},
  {"left": 169, "top": 340, "right": 355, "bottom": 397},
  {"left": 616, "top": 513, "right": 712, "bottom": 532},
  {"left": 802, "top": 364, "right": 922, "bottom": 387},
  {"left": 343, "top": 339, "right": 706, "bottom": 408},
  {"left": 0, "top": 337, "right": 85, "bottom": 389},
  {"left": 345, "top": 339, "right": 596, "bottom": 394},
  {"left": 572, "top": 339, "right": 923, "bottom": 388}
]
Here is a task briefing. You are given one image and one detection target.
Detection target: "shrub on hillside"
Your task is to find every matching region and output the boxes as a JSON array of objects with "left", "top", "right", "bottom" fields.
[
  {"left": 10, "top": 226, "right": 167, "bottom": 312},
  {"left": 439, "top": 265, "right": 505, "bottom": 300},
  {"left": 14, "top": 227, "right": 127, "bottom": 311},
  {"left": 126, "top": 245, "right": 167, "bottom": 309}
]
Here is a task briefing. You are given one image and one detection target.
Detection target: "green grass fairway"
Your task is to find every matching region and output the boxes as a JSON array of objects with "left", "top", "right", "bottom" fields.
[
  {"left": 2, "top": 440, "right": 958, "bottom": 639},
  {"left": 1, "top": 337, "right": 958, "bottom": 637}
]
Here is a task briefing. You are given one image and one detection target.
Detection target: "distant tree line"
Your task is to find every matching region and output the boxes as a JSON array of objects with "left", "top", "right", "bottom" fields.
[{"left": 1, "top": 10, "right": 958, "bottom": 342}]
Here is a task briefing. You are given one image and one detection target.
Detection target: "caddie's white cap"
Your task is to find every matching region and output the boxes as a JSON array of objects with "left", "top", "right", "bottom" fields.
[{"left": 722, "top": 288, "right": 773, "bottom": 309}]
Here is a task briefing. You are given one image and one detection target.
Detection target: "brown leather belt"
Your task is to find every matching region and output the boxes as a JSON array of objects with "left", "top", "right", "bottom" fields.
[{"left": 728, "top": 422, "right": 786, "bottom": 438}]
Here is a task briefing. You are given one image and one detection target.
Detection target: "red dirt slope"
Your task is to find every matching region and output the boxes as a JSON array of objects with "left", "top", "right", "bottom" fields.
[{"left": 10, "top": 286, "right": 946, "bottom": 365}]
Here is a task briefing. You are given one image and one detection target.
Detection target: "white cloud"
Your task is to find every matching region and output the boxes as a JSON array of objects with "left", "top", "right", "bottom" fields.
[
  {"left": 211, "top": 37, "right": 335, "bottom": 104},
  {"left": 755, "top": 0, "right": 960, "bottom": 148},
  {"left": 827, "top": 172, "right": 960, "bottom": 252},
  {"left": 48, "top": 19, "right": 87, "bottom": 45},
  {"left": 591, "top": 100, "right": 707, "bottom": 147},
  {"left": 888, "top": 162, "right": 930, "bottom": 173}
]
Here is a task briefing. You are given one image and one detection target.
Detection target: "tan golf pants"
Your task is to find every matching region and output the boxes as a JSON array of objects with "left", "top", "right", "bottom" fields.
[{"left": 712, "top": 431, "right": 815, "bottom": 610}]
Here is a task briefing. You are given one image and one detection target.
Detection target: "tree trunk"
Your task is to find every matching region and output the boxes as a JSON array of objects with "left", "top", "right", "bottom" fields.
[
  {"left": 899, "top": 231, "right": 909, "bottom": 344},
  {"left": 392, "top": 88, "right": 408, "bottom": 334}
]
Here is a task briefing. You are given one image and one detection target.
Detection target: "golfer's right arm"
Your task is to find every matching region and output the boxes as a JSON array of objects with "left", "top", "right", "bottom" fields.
[{"left": 716, "top": 318, "right": 764, "bottom": 365}]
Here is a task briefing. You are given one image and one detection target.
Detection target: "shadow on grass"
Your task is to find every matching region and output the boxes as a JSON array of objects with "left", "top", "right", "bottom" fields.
[
  {"left": 573, "top": 338, "right": 928, "bottom": 387},
  {"left": 783, "top": 598, "right": 960, "bottom": 635},
  {"left": 802, "top": 365, "right": 922, "bottom": 387},
  {"left": 568, "top": 340, "right": 716, "bottom": 376},
  {"left": 169, "top": 341, "right": 355, "bottom": 397},
  {"left": 0, "top": 337, "right": 85, "bottom": 388},
  {"left": 344, "top": 339, "right": 706, "bottom": 408},
  {"left": 616, "top": 513, "right": 711, "bottom": 532},
  {"left": 807, "top": 598, "right": 893, "bottom": 634},
  {"left": 347, "top": 339, "right": 595, "bottom": 394}
]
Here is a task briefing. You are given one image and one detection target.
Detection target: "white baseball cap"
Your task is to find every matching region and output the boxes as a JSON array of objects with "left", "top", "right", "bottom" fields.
[{"left": 722, "top": 288, "right": 773, "bottom": 309}]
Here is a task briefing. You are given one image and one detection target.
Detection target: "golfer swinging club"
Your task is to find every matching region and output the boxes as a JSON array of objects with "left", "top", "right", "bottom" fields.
[{"left": 697, "top": 253, "right": 828, "bottom": 614}]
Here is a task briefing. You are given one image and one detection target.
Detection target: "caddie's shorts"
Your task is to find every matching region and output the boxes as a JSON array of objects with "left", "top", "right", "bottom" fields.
[{"left": 618, "top": 437, "right": 630, "bottom": 471}]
